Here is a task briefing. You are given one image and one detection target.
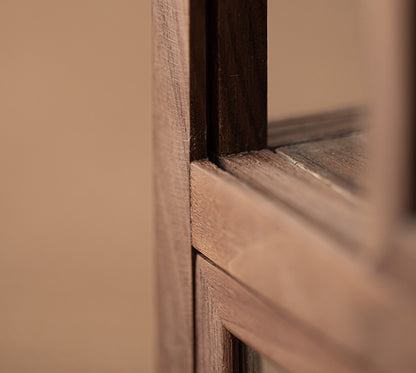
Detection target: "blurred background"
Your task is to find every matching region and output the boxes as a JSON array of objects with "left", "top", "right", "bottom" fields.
[
  {"left": 0, "top": 1, "right": 364, "bottom": 372},
  {"left": 0, "top": 1, "right": 153, "bottom": 372}
]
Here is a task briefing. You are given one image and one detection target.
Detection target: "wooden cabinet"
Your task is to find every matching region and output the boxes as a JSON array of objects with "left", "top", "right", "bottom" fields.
[{"left": 153, "top": 1, "right": 416, "bottom": 372}]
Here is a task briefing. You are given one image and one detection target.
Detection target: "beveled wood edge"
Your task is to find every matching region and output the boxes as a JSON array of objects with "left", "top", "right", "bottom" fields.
[
  {"left": 153, "top": 0, "right": 206, "bottom": 370},
  {"left": 195, "top": 254, "right": 240, "bottom": 373},
  {"left": 218, "top": 149, "right": 367, "bottom": 250},
  {"left": 196, "top": 255, "right": 370, "bottom": 373},
  {"left": 191, "top": 160, "right": 416, "bottom": 373},
  {"left": 268, "top": 107, "right": 366, "bottom": 148}
]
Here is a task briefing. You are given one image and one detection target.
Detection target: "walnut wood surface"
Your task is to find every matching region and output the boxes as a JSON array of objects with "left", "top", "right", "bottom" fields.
[
  {"left": 195, "top": 255, "right": 240, "bottom": 373},
  {"left": 190, "top": 0, "right": 207, "bottom": 160},
  {"left": 207, "top": 0, "right": 267, "bottom": 156},
  {"left": 276, "top": 132, "right": 368, "bottom": 192},
  {"left": 153, "top": 0, "right": 206, "bottom": 371},
  {"left": 196, "top": 256, "right": 366, "bottom": 373},
  {"left": 268, "top": 108, "right": 365, "bottom": 148},
  {"left": 219, "top": 149, "right": 366, "bottom": 248},
  {"left": 191, "top": 160, "right": 416, "bottom": 373}
]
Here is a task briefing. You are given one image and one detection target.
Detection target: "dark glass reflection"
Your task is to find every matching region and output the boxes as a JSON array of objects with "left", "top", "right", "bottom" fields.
[{"left": 240, "top": 343, "right": 286, "bottom": 373}]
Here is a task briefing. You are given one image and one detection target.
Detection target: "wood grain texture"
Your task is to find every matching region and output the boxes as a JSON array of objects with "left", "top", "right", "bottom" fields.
[
  {"left": 153, "top": 0, "right": 206, "bottom": 371},
  {"left": 191, "top": 160, "right": 416, "bottom": 373},
  {"left": 219, "top": 149, "right": 366, "bottom": 249},
  {"left": 196, "top": 256, "right": 365, "bottom": 373},
  {"left": 190, "top": 0, "right": 207, "bottom": 160},
  {"left": 276, "top": 132, "right": 368, "bottom": 192},
  {"left": 195, "top": 255, "right": 240, "bottom": 373},
  {"left": 239, "top": 345, "right": 262, "bottom": 373},
  {"left": 207, "top": 0, "right": 267, "bottom": 156},
  {"left": 268, "top": 108, "right": 366, "bottom": 148}
]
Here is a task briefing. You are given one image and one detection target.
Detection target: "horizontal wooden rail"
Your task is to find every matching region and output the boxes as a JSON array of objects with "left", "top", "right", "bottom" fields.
[
  {"left": 218, "top": 149, "right": 367, "bottom": 249},
  {"left": 196, "top": 255, "right": 361, "bottom": 373},
  {"left": 191, "top": 160, "right": 416, "bottom": 373}
]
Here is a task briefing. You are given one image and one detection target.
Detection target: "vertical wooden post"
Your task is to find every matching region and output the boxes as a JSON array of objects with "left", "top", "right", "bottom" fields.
[
  {"left": 153, "top": 0, "right": 205, "bottom": 371},
  {"left": 195, "top": 256, "right": 240, "bottom": 373},
  {"left": 154, "top": 0, "right": 267, "bottom": 370},
  {"left": 207, "top": 0, "right": 268, "bottom": 157}
]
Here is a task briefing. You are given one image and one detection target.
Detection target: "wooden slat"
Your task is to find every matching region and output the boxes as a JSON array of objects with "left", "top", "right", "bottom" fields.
[
  {"left": 195, "top": 255, "right": 240, "bottom": 373},
  {"left": 196, "top": 256, "right": 367, "bottom": 373},
  {"left": 268, "top": 108, "right": 365, "bottom": 148},
  {"left": 153, "top": 0, "right": 206, "bottom": 370},
  {"left": 207, "top": 0, "right": 267, "bottom": 156},
  {"left": 191, "top": 160, "right": 416, "bottom": 373},
  {"left": 218, "top": 149, "right": 366, "bottom": 249},
  {"left": 276, "top": 132, "right": 368, "bottom": 192}
]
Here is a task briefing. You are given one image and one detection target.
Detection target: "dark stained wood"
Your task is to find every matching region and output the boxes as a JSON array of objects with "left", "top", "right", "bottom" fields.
[
  {"left": 153, "top": 0, "right": 206, "bottom": 371},
  {"left": 276, "top": 132, "right": 368, "bottom": 192},
  {"left": 407, "top": 1, "right": 416, "bottom": 216},
  {"left": 239, "top": 345, "right": 262, "bottom": 373},
  {"left": 268, "top": 107, "right": 366, "bottom": 148},
  {"left": 190, "top": 0, "right": 207, "bottom": 161},
  {"left": 242, "top": 348, "right": 287, "bottom": 373},
  {"left": 207, "top": 0, "right": 267, "bottom": 156},
  {"left": 196, "top": 255, "right": 365, "bottom": 373},
  {"left": 411, "top": 1, "right": 416, "bottom": 214},
  {"left": 191, "top": 160, "right": 416, "bottom": 373}
]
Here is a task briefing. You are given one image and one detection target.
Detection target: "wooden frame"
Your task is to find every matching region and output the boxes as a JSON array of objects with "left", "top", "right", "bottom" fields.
[
  {"left": 153, "top": 0, "right": 267, "bottom": 370},
  {"left": 153, "top": 0, "right": 416, "bottom": 372},
  {"left": 191, "top": 160, "right": 416, "bottom": 373},
  {"left": 195, "top": 255, "right": 362, "bottom": 373},
  {"left": 152, "top": 0, "right": 206, "bottom": 371},
  {"left": 206, "top": 0, "right": 267, "bottom": 156}
]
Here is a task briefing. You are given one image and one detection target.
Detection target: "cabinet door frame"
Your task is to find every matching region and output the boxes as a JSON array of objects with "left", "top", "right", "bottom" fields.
[{"left": 153, "top": 0, "right": 416, "bottom": 372}]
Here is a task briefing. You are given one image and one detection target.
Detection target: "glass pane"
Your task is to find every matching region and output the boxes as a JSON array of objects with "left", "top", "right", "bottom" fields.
[
  {"left": 267, "top": 1, "right": 370, "bottom": 201},
  {"left": 268, "top": 0, "right": 368, "bottom": 121},
  {"left": 240, "top": 343, "right": 287, "bottom": 373}
]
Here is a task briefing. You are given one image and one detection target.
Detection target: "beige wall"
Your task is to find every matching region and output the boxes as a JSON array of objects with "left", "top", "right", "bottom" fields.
[{"left": 0, "top": 1, "right": 153, "bottom": 372}]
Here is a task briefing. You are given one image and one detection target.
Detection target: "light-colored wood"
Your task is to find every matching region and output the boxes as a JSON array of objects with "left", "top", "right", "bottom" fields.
[
  {"left": 276, "top": 132, "right": 368, "bottom": 192},
  {"left": 268, "top": 108, "right": 365, "bottom": 148},
  {"left": 219, "top": 149, "right": 366, "bottom": 248},
  {"left": 153, "top": 0, "right": 206, "bottom": 370},
  {"left": 196, "top": 256, "right": 366, "bottom": 373},
  {"left": 191, "top": 160, "right": 416, "bottom": 373}
]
